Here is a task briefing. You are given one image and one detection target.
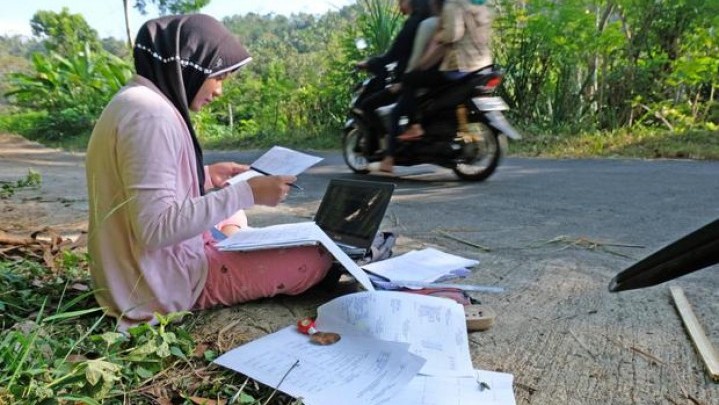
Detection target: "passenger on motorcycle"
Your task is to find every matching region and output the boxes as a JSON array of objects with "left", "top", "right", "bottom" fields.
[
  {"left": 354, "top": 0, "right": 432, "bottom": 147},
  {"left": 397, "top": 0, "right": 494, "bottom": 143}
]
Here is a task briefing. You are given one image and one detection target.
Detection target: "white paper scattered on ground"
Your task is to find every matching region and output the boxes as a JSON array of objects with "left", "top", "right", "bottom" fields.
[
  {"left": 392, "top": 370, "right": 516, "bottom": 405},
  {"left": 215, "top": 222, "right": 375, "bottom": 291},
  {"left": 316, "top": 291, "right": 474, "bottom": 377},
  {"left": 362, "top": 247, "right": 479, "bottom": 283},
  {"left": 226, "top": 146, "right": 323, "bottom": 185},
  {"left": 214, "top": 326, "right": 425, "bottom": 405}
]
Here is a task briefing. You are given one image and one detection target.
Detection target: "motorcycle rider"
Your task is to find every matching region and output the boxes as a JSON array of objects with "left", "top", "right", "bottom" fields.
[
  {"left": 380, "top": 0, "right": 446, "bottom": 172},
  {"left": 354, "top": 0, "right": 432, "bottom": 152},
  {"left": 397, "top": 0, "right": 494, "bottom": 142}
]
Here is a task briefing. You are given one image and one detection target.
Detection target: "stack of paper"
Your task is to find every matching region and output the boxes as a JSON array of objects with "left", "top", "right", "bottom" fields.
[
  {"left": 214, "top": 291, "right": 516, "bottom": 405},
  {"left": 362, "top": 247, "right": 479, "bottom": 289}
]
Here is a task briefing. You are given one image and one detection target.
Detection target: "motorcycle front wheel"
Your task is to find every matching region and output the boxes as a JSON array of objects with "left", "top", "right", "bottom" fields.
[
  {"left": 342, "top": 124, "right": 371, "bottom": 174},
  {"left": 452, "top": 121, "right": 504, "bottom": 181}
]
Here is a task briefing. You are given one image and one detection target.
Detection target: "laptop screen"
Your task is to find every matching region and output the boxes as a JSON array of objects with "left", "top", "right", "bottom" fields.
[{"left": 314, "top": 179, "right": 395, "bottom": 250}]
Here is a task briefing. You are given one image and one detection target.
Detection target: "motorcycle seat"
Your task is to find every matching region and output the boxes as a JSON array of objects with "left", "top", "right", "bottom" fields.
[{"left": 418, "top": 65, "right": 502, "bottom": 114}]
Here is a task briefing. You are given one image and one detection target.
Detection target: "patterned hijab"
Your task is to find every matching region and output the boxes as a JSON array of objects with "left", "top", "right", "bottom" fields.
[{"left": 133, "top": 14, "right": 251, "bottom": 194}]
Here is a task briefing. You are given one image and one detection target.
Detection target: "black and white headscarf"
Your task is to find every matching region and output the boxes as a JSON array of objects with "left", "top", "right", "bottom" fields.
[{"left": 133, "top": 14, "right": 252, "bottom": 194}]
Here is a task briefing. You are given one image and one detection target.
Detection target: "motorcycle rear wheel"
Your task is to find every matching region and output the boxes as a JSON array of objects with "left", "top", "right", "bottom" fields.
[
  {"left": 342, "top": 125, "right": 371, "bottom": 174},
  {"left": 452, "top": 121, "right": 503, "bottom": 181}
]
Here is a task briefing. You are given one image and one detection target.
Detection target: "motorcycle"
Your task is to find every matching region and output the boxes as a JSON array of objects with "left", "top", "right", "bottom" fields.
[{"left": 342, "top": 63, "right": 521, "bottom": 181}]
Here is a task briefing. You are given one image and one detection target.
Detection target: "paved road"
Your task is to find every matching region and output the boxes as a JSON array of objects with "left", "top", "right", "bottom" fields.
[
  {"left": 207, "top": 151, "right": 719, "bottom": 256},
  {"left": 204, "top": 151, "right": 719, "bottom": 404}
]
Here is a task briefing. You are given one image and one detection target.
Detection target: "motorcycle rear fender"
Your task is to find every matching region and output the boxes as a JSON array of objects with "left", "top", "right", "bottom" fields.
[
  {"left": 484, "top": 111, "right": 522, "bottom": 140},
  {"left": 344, "top": 117, "right": 355, "bottom": 132}
]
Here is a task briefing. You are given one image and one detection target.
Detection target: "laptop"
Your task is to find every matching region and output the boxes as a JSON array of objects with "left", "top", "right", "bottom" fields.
[{"left": 314, "top": 179, "right": 396, "bottom": 258}]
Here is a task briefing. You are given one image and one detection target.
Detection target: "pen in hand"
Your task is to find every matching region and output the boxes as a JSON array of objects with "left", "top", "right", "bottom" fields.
[{"left": 250, "top": 166, "right": 303, "bottom": 190}]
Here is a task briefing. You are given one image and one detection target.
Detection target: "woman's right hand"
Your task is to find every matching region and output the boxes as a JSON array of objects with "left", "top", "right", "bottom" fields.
[{"left": 247, "top": 175, "right": 296, "bottom": 206}]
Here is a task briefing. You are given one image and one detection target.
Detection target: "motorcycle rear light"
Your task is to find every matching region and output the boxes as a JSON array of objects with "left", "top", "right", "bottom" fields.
[{"left": 485, "top": 76, "right": 502, "bottom": 88}]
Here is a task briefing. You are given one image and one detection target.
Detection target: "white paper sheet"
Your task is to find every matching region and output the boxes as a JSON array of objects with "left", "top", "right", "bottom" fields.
[
  {"left": 252, "top": 146, "right": 324, "bottom": 175},
  {"left": 392, "top": 370, "right": 516, "bottom": 405},
  {"left": 215, "top": 222, "right": 375, "bottom": 292},
  {"left": 214, "top": 326, "right": 425, "bottom": 405},
  {"left": 315, "top": 291, "right": 474, "bottom": 377},
  {"left": 226, "top": 146, "right": 323, "bottom": 186},
  {"left": 215, "top": 222, "right": 318, "bottom": 250},
  {"left": 362, "top": 248, "right": 479, "bottom": 283},
  {"left": 226, "top": 169, "right": 262, "bottom": 185}
]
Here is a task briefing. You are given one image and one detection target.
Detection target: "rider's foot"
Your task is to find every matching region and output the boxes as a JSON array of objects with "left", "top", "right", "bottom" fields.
[
  {"left": 398, "top": 124, "right": 424, "bottom": 141},
  {"left": 379, "top": 156, "right": 394, "bottom": 173}
]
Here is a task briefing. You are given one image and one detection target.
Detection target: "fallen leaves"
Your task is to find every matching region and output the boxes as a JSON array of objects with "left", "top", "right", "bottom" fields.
[{"left": 0, "top": 227, "right": 86, "bottom": 272}]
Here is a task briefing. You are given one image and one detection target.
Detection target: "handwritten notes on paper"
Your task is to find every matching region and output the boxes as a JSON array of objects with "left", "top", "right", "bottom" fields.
[
  {"left": 214, "top": 291, "right": 517, "bottom": 405},
  {"left": 393, "top": 370, "right": 516, "bottom": 405},
  {"left": 226, "top": 146, "right": 323, "bottom": 185},
  {"left": 214, "top": 326, "right": 425, "bottom": 405},
  {"left": 362, "top": 247, "right": 479, "bottom": 283},
  {"left": 316, "top": 291, "right": 474, "bottom": 377}
]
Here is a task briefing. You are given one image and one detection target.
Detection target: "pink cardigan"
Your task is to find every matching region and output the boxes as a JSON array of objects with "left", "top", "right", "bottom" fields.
[{"left": 86, "top": 75, "right": 254, "bottom": 329}]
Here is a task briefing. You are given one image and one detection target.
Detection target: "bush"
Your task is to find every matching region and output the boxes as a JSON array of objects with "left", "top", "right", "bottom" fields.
[{"left": 5, "top": 44, "right": 132, "bottom": 142}]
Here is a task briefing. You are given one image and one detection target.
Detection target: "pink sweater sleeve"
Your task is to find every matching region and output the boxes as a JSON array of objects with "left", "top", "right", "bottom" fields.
[{"left": 116, "top": 114, "right": 254, "bottom": 249}]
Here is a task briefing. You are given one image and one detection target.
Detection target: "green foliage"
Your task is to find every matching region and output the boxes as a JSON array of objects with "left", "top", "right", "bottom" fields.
[
  {"left": 513, "top": 128, "right": 719, "bottom": 160},
  {"left": 356, "top": 0, "right": 403, "bottom": 54},
  {"left": 1, "top": 1, "right": 718, "bottom": 153},
  {"left": 0, "top": 35, "right": 43, "bottom": 59},
  {"left": 134, "top": 0, "right": 211, "bottom": 15},
  {"left": 193, "top": 10, "right": 358, "bottom": 148},
  {"left": 30, "top": 8, "right": 102, "bottom": 55},
  {"left": 493, "top": 0, "right": 719, "bottom": 133},
  {"left": 0, "top": 256, "right": 196, "bottom": 403},
  {"left": 0, "top": 36, "right": 40, "bottom": 108},
  {"left": 0, "top": 256, "right": 302, "bottom": 403},
  {"left": 6, "top": 44, "right": 132, "bottom": 141},
  {"left": 0, "top": 170, "right": 42, "bottom": 199}
]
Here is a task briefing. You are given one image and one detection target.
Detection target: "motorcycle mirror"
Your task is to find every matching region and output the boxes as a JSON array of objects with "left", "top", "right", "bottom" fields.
[{"left": 355, "top": 38, "right": 368, "bottom": 51}]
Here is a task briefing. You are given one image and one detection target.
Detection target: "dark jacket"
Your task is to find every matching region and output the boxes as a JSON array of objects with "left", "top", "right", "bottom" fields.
[{"left": 366, "top": 13, "right": 426, "bottom": 82}]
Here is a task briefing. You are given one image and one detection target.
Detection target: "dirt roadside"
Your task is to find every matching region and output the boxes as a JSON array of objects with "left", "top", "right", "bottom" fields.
[{"left": 0, "top": 133, "right": 87, "bottom": 236}]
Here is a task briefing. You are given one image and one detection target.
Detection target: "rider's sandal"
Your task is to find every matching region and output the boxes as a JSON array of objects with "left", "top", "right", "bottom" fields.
[
  {"left": 378, "top": 157, "right": 394, "bottom": 173},
  {"left": 398, "top": 125, "right": 424, "bottom": 141}
]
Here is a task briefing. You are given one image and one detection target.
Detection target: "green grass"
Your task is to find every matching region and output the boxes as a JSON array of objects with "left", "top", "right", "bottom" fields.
[
  {"left": 510, "top": 128, "right": 719, "bottom": 160},
  {"left": 199, "top": 127, "right": 340, "bottom": 151},
  {"left": 0, "top": 254, "right": 303, "bottom": 404}
]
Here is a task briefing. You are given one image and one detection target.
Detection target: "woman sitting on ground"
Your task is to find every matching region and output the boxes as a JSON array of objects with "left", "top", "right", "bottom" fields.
[{"left": 86, "top": 14, "right": 332, "bottom": 330}]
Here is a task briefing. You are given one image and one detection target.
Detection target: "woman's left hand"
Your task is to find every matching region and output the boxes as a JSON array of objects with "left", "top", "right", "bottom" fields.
[{"left": 208, "top": 162, "right": 249, "bottom": 189}]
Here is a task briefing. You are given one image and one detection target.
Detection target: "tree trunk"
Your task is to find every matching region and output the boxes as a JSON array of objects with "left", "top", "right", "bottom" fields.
[{"left": 123, "top": 0, "right": 133, "bottom": 50}]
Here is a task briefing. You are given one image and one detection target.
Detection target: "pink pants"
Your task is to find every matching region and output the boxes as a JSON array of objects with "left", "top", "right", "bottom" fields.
[{"left": 194, "top": 234, "right": 332, "bottom": 310}]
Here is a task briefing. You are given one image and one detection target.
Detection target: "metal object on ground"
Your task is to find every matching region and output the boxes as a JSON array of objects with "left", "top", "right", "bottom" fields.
[{"left": 609, "top": 218, "right": 719, "bottom": 292}]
